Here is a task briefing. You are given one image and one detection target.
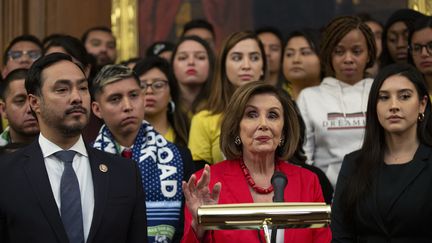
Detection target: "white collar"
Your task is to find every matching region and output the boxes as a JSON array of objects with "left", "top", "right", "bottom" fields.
[{"left": 38, "top": 133, "right": 88, "bottom": 158}]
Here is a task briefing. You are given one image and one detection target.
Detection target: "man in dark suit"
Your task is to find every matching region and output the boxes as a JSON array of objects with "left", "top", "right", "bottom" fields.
[{"left": 0, "top": 53, "right": 147, "bottom": 242}]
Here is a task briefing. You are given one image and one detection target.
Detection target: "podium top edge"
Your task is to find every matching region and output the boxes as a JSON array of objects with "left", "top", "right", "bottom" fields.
[{"left": 200, "top": 202, "right": 328, "bottom": 209}]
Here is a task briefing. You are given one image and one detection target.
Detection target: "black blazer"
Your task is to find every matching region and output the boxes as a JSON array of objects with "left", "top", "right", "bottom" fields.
[
  {"left": 331, "top": 144, "right": 432, "bottom": 243},
  {"left": 0, "top": 139, "right": 147, "bottom": 243}
]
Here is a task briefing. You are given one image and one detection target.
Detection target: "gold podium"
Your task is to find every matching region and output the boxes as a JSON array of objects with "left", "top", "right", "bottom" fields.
[{"left": 198, "top": 202, "right": 331, "bottom": 243}]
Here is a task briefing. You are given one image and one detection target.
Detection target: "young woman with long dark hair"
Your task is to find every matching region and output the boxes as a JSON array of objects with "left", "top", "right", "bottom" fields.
[{"left": 332, "top": 63, "right": 432, "bottom": 241}]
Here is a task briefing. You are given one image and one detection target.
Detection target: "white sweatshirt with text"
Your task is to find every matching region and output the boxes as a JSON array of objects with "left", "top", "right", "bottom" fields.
[{"left": 296, "top": 77, "right": 373, "bottom": 188}]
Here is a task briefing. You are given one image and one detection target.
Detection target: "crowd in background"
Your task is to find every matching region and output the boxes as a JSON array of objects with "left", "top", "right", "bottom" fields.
[{"left": 1, "top": 6, "right": 432, "bottom": 243}]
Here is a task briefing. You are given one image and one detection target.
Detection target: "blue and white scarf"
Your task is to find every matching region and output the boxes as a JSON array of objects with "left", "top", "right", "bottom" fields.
[
  {"left": 0, "top": 126, "right": 11, "bottom": 147},
  {"left": 93, "top": 121, "right": 184, "bottom": 243}
]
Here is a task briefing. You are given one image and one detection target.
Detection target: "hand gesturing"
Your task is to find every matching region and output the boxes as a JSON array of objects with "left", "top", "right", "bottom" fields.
[{"left": 182, "top": 164, "right": 222, "bottom": 238}]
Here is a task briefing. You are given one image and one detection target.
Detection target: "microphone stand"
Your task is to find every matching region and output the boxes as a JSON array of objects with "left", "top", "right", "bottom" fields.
[{"left": 270, "top": 223, "right": 277, "bottom": 243}]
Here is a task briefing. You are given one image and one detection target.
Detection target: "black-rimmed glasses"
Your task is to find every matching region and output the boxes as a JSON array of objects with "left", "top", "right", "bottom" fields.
[
  {"left": 8, "top": 50, "right": 42, "bottom": 61},
  {"left": 142, "top": 80, "right": 168, "bottom": 93},
  {"left": 410, "top": 42, "right": 432, "bottom": 56}
]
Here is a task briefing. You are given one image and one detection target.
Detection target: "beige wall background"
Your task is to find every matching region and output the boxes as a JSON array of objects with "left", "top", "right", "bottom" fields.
[{"left": 0, "top": 0, "right": 111, "bottom": 67}]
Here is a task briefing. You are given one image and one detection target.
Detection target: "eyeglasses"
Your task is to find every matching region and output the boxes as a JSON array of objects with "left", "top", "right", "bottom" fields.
[
  {"left": 142, "top": 80, "right": 168, "bottom": 93},
  {"left": 8, "top": 50, "right": 42, "bottom": 61},
  {"left": 410, "top": 42, "right": 432, "bottom": 56}
]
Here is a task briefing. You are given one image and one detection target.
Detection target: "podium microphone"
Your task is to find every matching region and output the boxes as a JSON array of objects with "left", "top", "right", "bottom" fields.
[
  {"left": 270, "top": 171, "right": 287, "bottom": 243},
  {"left": 271, "top": 171, "right": 287, "bottom": 202}
]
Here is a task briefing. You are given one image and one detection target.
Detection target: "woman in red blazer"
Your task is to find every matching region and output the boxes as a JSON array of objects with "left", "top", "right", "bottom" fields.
[{"left": 182, "top": 82, "right": 331, "bottom": 242}]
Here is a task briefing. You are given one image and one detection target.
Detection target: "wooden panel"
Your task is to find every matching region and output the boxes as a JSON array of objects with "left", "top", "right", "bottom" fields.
[
  {"left": 1, "top": 0, "right": 25, "bottom": 68},
  {"left": 44, "top": 0, "right": 112, "bottom": 39},
  {"left": 0, "top": 0, "right": 111, "bottom": 69},
  {"left": 28, "top": 0, "right": 46, "bottom": 40}
]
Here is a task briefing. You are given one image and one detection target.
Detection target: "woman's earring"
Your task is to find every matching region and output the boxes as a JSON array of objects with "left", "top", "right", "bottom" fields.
[
  {"left": 418, "top": 112, "right": 425, "bottom": 122},
  {"left": 234, "top": 136, "right": 242, "bottom": 145},
  {"left": 279, "top": 137, "right": 285, "bottom": 147},
  {"left": 168, "top": 100, "right": 175, "bottom": 114}
]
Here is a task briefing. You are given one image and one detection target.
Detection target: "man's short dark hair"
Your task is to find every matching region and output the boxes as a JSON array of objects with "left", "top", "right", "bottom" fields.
[
  {"left": 3, "top": 35, "right": 43, "bottom": 65},
  {"left": 81, "top": 26, "right": 114, "bottom": 44},
  {"left": 25, "top": 53, "right": 84, "bottom": 96},
  {"left": 182, "top": 19, "right": 215, "bottom": 39},
  {"left": 0, "top": 68, "right": 28, "bottom": 100},
  {"left": 255, "top": 26, "right": 284, "bottom": 46}
]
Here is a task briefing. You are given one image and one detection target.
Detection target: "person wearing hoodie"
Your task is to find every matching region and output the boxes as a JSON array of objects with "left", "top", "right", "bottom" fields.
[{"left": 297, "top": 16, "right": 376, "bottom": 188}]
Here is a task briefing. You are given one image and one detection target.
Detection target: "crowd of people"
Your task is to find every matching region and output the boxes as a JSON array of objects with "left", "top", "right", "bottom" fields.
[{"left": 0, "top": 6, "right": 431, "bottom": 243}]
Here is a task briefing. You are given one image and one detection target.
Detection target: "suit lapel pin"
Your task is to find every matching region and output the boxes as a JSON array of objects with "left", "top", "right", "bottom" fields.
[{"left": 99, "top": 164, "right": 108, "bottom": 173}]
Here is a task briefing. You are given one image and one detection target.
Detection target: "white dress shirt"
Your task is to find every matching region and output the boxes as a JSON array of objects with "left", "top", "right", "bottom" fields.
[{"left": 39, "top": 133, "right": 95, "bottom": 242}]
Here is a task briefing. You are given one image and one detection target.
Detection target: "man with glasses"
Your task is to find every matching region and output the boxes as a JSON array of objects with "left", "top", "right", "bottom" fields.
[
  {"left": 1, "top": 35, "right": 42, "bottom": 133},
  {"left": 2, "top": 35, "right": 42, "bottom": 78},
  {"left": 91, "top": 64, "right": 194, "bottom": 243}
]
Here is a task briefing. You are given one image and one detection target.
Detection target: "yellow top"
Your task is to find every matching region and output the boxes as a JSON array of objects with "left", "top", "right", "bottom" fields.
[
  {"left": 282, "top": 81, "right": 292, "bottom": 96},
  {"left": 163, "top": 126, "right": 175, "bottom": 144},
  {"left": 1, "top": 117, "right": 8, "bottom": 132},
  {"left": 188, "top": 110, "right": 224, "bottom": 164}
]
